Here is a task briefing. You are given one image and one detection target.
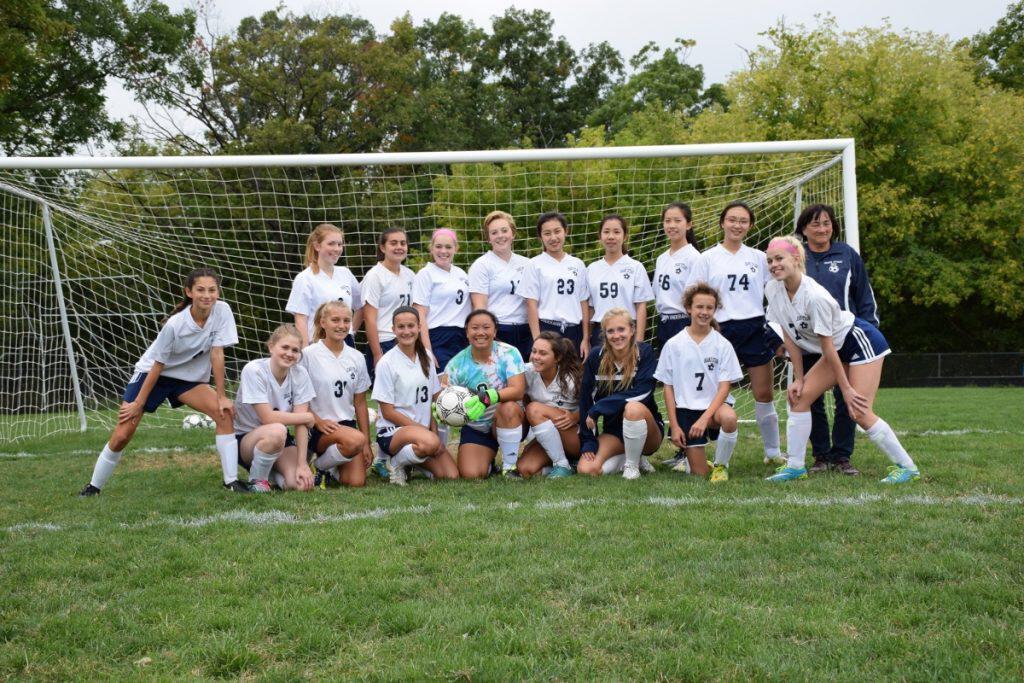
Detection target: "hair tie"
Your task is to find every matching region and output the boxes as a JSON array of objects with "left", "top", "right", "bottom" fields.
[
  {"left": 767, "top": 238, "right": 801, "bottom": 257},
  {"left": 432, "top": 228, "right": 458, "bottom": 244}
]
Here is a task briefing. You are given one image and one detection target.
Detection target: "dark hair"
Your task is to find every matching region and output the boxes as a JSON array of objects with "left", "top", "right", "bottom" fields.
[
  {"left": 662, "top": 202, "right": 699, "bottom": 250},
  {"left": 376, "top": 227, "right": 407, "bottom": 262},
  {"left": 536, "top": 211, "right": 568, "bottom": 251},
  {"left": 682, "top": 282, "right": 722, "bottom": 332},
  {"left": 795, "top": 204, "right": 839, "bottom": 241},
  {"left": 165, "top": 267, "right": 221, "bottom": 323},
  {"left": 464, "top": 308, "right": 499, "bottom": 332},
  {"left": 535, "top": 331, "right": 582, "bottom": 400},
  {"left": 718, "top": 201, "right": 755, "bottom": 228},
  {"left": 599, "top": 213, "right": 629, "bottom": 256},
  {"left": 392, "top": 305, "right": 432, "bottom": 378}
]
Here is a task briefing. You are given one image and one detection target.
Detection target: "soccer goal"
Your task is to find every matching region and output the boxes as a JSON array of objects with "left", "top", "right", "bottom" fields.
[{"left": 0, "top": 140, "right": 857, "bottom": 442}]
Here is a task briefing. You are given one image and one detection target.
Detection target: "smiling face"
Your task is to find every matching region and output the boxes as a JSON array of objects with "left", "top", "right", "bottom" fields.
[
  {"left": 686, "top": 293, "right": 718, "bottom": 330},
  {"left": 431, "top": 234, "right": 457, "bottom": 267},
  {"left": 602, "top": 314, "right": 634, "bottom": 354},
  {"left": 466, "top": 313, "right": 496, "bottom": 350},
  {"left": 487, "top": 218, "right": 515, "bottom": 254},
  {"left": 392, "top": 311, "right": 421, "bottom": 347},
  {"left": 320, "top": 305, "right": 352, "bottom": 343},
  {"left": 315, "top": 230, "right": 344, "bottom": 266},
  {"left": 720, "top": 206, "right": 752, "bottom": 244},
  {"left": 380, "top": 231, "right": 407, "bottom": 263},
  {"left": 530, "top": 337, "right": 556, "bottom": 373},
  {"left": 803, "top": 210, "right": 834, "bottom": 252},
  {"left": 539, "top": 219, "right": 567, "bottom": 254},
  {"left": 600, "top": 219, "right": 626, "bottom": 256},
  {"left": 185, "top": 276, "right": 220, "bottom": 316},
  {"left": 766, "top": 247, "right": 801, "bottom": 281},
  {"left": 269, "top": 333, "right": 303, "bottom": 369},
  {"left": 662, "top": 206, "right": 690, "bottom": 244}
]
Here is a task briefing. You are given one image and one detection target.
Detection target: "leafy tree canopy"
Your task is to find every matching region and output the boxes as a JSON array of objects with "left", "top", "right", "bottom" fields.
[{"left": 967, "top": 1, "right": 1024, "bottom": 90}]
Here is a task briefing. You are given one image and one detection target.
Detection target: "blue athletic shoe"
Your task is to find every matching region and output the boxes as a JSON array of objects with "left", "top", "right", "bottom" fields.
[
  {"left": 370, "top": 459, "right": 389, "bottom": 479},
  {"left": 880, "top": 465, "right": 920, "bottom": 484},
  {"left": 765, "top": 466, "right": 808, "bottom": 482},
  {"left": 546, "top": 465, "right": 573, "bottom": 479}
]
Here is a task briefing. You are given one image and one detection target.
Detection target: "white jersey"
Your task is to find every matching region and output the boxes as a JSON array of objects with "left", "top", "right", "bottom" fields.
[
  {"left": 134, "top": 300, "right": 238, "bottom": 382},
  {"left": 412, "top": 262, "right": 471, "bottom": 329},
  {"left": 524, "top": 366, "right": 579, "bottom": 412},
  {"left": 371, "top": 346, "right": 441, "bottom": 434},
  {"left": 518, "top": 252, "right": 589, "bottom": 324},
  {"left": 586, "top": 255, "right": 655, "bottom": 324},
  {"left": 765, "top": 276, "right": 855, "bottom": 355},
  {"left": 233, "top": 358, "right": 316, "bottom": 434},
  {"left": 686, "top": 244, "right": 770, "bottom": 323},
  {"left": 300, "top": 341, "right": 371, "bottom": 422},
  {"left": 360, "top": 263, "right": 414, "bottom": 342},
  {"left": 654, "top": 328, "right": 743, "bottom": 410},
  {"left": 286, "top": 266, "right": 362, "bottom": 341},
  {"left": 468, "top": 251, "right": 530, "bottom": 324},
  {"left": 653, "top": 244, "right": 701, "bottom": 316}
]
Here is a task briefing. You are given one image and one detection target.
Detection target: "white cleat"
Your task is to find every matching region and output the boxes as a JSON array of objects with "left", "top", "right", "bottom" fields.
[
  {"left": 386, "top": 460, "right": 408, "bottom": 486},
  {"left": 639, "top": 456, "right": 655, "bottom": 474},
  {"left": 623, "top": 464, "right": 641, "bottom": 480}
]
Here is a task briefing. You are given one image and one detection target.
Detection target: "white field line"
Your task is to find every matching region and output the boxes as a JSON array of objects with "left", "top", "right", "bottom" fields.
[
  {"left": 4, "top": 494, "right": 1020, "bottom": 535},
  {"left": 1, "top": 446, "right": 212, "bottom": 459}
]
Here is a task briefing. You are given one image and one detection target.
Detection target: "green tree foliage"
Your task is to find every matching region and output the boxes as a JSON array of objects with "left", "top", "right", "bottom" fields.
[
  {"left": 0, "top": 0, "right": 195, "bottom": 155},
  {"left": 968, "top": 1, "right": 1024, "bottom": 90}
]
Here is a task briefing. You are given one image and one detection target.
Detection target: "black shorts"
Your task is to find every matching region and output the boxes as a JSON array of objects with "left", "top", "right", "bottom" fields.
[
  {"left": 376, "top": 430, "right": 397, "bottom": 457},
  {"left": 310, "top": 419, "right": 358, "bottom": 451},
  {"left": 656, "top": 315, "right": 690, "bottom": 351},
  {"left": 600, "top": 407, "right": 665, "bottom": 444},
  {"left": 429, "top": 326, "right": 468, "bottom": 371},
  {"left": 496, "top": 322, "right": 533, "bottom": 364},
  {"left": 539, "top": 320, "right": 583, "bottom": 351},
  {"left": 123, "top": 372, "right": 202, "bottom": 412},
  {"left": 719, "top": 316, "right": 778, "bottom": 368},
  {"left": 675, "top": 407, "right": 717, "bottom": 447},
  {"left": 235, "top": 430, "right": 296, "bottom": 469}
]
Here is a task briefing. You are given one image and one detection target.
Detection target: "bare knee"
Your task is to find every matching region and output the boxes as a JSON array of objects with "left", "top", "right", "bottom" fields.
[
  {"left": 577, "top": 458, "right": 602, "bottom": 477},
  {"left": 623, "top": 401, "right": 647, "bottom": 421},
  {"left": 259, "top": 424, "right": 288, "bottom": 452},
  {"left": 415, "top": 433, "right": 441, "bottom": 457},
  {"left": 718, "top": 407, "right": 738, "bottom": 432},
  {"left": 495, "top": 401, "right": 523, "bottom": 427},
  {"left": 525, "top": 402, "right": 548, "bottom": 425}
]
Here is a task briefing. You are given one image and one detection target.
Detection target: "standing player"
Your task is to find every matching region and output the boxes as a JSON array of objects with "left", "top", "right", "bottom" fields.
[
  {"left": 686, "top": 201, "right": 784, "bottom": 467},
  {"left": 79, "top": 268, "right": 249, "bottom": 496},
  {"left": 763, "top": 236, "right": 920, "bottom": 483},
  {"left": 655, "top": 284, "right": 741, "bottom": 481},
  {"left": 468, "top": 211, "right": 532, "bottom": 362},
  {"left": 301, "top": 301, "right": 373, "bottom": 488},
  {"left": 796, "top": 204, "right": 878, "bottom": 475},
  {"left": 586, "top": 214, "right": 654, "bottom": 349},
  {"left": 286, "top": 223, "right": 362, "bottom": 348},
  {"left": 233, "top": 324, "right": 316, "bottom": 492},
  {"left": 362, "top": 227, "right": 415, "bottom": 370},
  {"left": 372, "top": 306, "right": 459, "bottom": 485},
  {"left": 520, "top": 211, "right": 591, "bottom": 359},
  {"left": 516, "top": 332, "right": 581, "bottom": 479},
  {"left": 412, "top": 228, "right": 471, "bottom": 372},
  {"left": 444, "top": 310, "right": 527, "bottom": 479},
  {"left": 577, "top": 308, "right": 664, "bottom": 480}
]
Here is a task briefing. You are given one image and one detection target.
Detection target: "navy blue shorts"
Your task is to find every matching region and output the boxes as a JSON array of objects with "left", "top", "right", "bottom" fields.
[
  {"left": 675, "top": 407, "right": 718, "bottom": 447},
  {"left": 496, "top": 323, "right": 533, "bottom": 363},
  {"left": 310, "top": 419, "right": 358, "bottom": 451},
  {"left": 719, "top": 316, "right": 778, "bottom": 368},
  {"left": 656, "top": 315, "right": 689, "bottom": 350},
  {"left": 600, "top": 406, "right": 665, "bottom": 444},
  {"left": 838, "top": 318, "right": 891, "bottom": 366},
  {"left": 430, "top": 326, "right": 468, "bottom": 371},
  {"left": 589, "top": 322, "right": 604, "bottom": 350},
  {"left": 376, "top": 430, "right": 397, "bottom": 457},
  {"left": 123, "top": 373, "right": 202, "bottom": 412},
  {"left": 459, "top": 422, "right": 529, "bottom": 452},
  {"left": 539, "top": 320, "right": 583, "bottom": 351},
  {"left": 235, "top": 430, "right": 296, "bottom": 469}
]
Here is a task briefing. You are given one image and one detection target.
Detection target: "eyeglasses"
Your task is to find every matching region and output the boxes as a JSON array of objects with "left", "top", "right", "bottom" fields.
[{"left": 724, "top": 218, "right": 750, "bottom": 226}]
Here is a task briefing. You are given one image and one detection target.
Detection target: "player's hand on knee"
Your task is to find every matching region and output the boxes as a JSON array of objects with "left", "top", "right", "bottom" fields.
[{"left": 670, "top": 425, "right": 686, "bottom": 449}]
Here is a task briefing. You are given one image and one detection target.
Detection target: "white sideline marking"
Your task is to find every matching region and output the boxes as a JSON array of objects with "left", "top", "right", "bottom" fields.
[
  {"left": 4, "top": 494, "right": 1020, "bottom": 535},
  {"left": 1, "top": 446, "right": 202, "bottom": 459}
]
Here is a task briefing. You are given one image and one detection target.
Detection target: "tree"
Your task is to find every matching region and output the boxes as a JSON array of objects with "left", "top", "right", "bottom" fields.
[
  {"left": 0, "top": 0, "right": 195, "bottom": 155},
  {"left": 968, "top": 1, "right": 1024, "bottom": 90}
]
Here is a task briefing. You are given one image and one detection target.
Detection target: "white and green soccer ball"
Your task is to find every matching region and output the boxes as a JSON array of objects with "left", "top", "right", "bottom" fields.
[
  {"left": 182, "top": 413, "right": 215, "bottom": 430},
  {"left": 433, "top": 385, "right": 473, "bottom": 427}
]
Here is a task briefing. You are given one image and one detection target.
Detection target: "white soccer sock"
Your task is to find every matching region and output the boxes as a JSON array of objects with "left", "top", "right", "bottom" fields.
[
  {"left": 785, "top": 411, "right": 812, "bottom": 469},
  {"left": 215, "top": 433, "right": 239, "bottom": 484},
  {"left": 248, "top": 447, "right": 280, "bottom": 482},
  {"left": 531, "top": 420, "right": 569, "bottom": 469},
  {"left": 89, "top": 443, "right": 122, "bottom": 489},
  {"left": 271, "top": 471, "right": 287, "bottom": 489},
  {"left": 496, "top": 426, "right": 523, "bottom": 471},
  {"left": 392, "top": 443, "right": 426, "bottom": 470},
  {"left": 437, "top": 425, "right": 449, "bottom": 447},
  {"left": 714, "top": 429, "right": 738, "bottom": 467},
  {"left": 755, "top": 401, "right": 782, "bottom": 457},
  {"left": 622, "top": 418, "right": 648, "bottom": 471},
  {"left": 602, "top": 454, "right": 625, "bottom": 474},
  {"left": 315, "top": 444, "right": 351, "bottom": 471},
  {"left": 866, "top": 418, "right": 916, "bottom": 469}
]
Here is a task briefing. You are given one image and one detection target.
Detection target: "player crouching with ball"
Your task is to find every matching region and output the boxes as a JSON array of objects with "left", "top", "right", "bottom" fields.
[{"left": 764, "top": 235, "right": 920, "bottom": 483}]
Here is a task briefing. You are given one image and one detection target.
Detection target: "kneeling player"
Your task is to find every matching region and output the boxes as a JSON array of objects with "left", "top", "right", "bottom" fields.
[{"left": 516, "top": 332, "right": 581, "bottom": 479}]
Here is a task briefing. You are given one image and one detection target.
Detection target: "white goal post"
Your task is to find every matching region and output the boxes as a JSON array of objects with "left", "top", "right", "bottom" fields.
[{"left": 0, "top": 139, "right": 857, "bottom": 442}]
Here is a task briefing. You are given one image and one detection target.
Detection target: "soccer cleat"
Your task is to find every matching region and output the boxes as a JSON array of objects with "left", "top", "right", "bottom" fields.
[
  {"left": 639, "top": 456, "right": 655, "bottom": 474},
  {"left": 710, "top": 464, "right": 729, "bottom": 483},
  {"left": 222, "top": 479, "right": 254, "bottom": 493},
  {"left": 880, "top": 465, "right": 920, "bottom": 484},
  {"left": 809, "top": 458, "right": 831, "bottom": 473},
  {"left": 546, "top": 465, "right": 573, "bottom": 479},
  {"left": 764, "top": 453, "right": 787, "bottom": 466},
  {"left": 78, "top": 483, "right": 101, "bottom": 497},
  {"left": 410, "top": 465, "right": 435, "bottom": 480},
  {"left": 386, "top": 460, "right": 408, "bottom": 486},
  {"left": 502, "top": 467, "right": 523, "bottom": 480},
  {"left": 314, "top": 468, "right": 341, "bottom": 489},
  {"left": 672, "top": 458, "right": 691, "bottom": 473},
  {"left": 834, "top": 459, "right": 861, "bottom": 476},
  {"left": 622, "top": 464, "right": 641, "bottom": 480},
  {"left": 249, "top": 479, "right": 273, "bottom": 493},
  {"left": 663, "top": 450, "right": 685, "bottom": 469},
  {"left": 765, "top": 466, "right": 808, "bottom": 482},
  {"left": 371, "top": 458, "right": 390, "bottom": 479}
]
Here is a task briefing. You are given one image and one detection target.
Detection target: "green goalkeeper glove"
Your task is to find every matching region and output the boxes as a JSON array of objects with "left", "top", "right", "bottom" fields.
[{"left": 463, "top": 388, "right": 500, "bottom": 421}]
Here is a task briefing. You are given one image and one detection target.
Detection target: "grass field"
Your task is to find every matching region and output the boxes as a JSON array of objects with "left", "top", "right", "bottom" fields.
[{"left": 2, "top": 387, "right": 1023, "bottom": 680}]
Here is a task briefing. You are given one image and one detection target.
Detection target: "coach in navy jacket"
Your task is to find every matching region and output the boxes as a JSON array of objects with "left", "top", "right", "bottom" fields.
[{"left": 796, "top": 204, "right": 879, "bottom": 475}]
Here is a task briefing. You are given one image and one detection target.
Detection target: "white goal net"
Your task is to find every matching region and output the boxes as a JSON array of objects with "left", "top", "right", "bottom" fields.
[{"left": 0, "top": 141, "right": 856, "bottom": 442}]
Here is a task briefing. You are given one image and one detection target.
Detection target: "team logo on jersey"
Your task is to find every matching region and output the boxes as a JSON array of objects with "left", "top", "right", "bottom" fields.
[
  {"left": 797, "top": 315, "right": 810, "bottom": 330},
  {"left": 349, "top": 369, "right": 357, "bottom": 381},
  {"left": 568, "top": 267, "right": 579, "bottom": 277},
  {"left": 622, "top": 272, "right": 631, "bottom": 280},
  {"left": 674, "top": 265, "right": 683, "bottom": 275},
  {"left": 704, "top": 356, "right": 719, "bottom": 372},
  {"left": 745, "top": 261, "right": 758, "bottom": 274},
  {"left": 826, "top": 259, "right": 842, "bottom": 274}
]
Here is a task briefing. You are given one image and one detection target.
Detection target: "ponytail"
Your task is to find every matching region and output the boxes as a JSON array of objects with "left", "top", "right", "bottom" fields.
[
  {"left": 393, "top": 305, "right": 432, "bottom": 378},
  {"left": 164, "top": 267, "right": 220, "bottom": 324}
]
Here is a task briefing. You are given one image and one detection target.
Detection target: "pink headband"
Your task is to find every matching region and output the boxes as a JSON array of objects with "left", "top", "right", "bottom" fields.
[
  {"left": 432, "top": 228, "right": 458, "bottom": 245},
  {"left": 767, "top": 238, "right": 801, "bottom": 257}
]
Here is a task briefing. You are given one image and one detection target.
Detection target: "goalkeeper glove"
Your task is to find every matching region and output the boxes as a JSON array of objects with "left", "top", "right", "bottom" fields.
[{"left": 463, "top": 388, "right": 500, "bottom": 421}]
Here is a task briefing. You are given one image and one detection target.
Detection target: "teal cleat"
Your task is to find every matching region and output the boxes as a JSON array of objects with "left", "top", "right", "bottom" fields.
[
  {"left": 765, "top": 466, "right": 808, "bottom": 482},
  {"left": 370, "top": 459, "right": 390, "bottom": 479},
  {"left": 546, "top": 465, "right": 573, "bottom": 479},
  {"left": 880, "top": 465, "right": 920, "bottom": 484}
]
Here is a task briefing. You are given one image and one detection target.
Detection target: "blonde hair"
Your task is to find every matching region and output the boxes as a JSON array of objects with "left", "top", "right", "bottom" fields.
[
  {"left": 312, "top": 300, "right": 352, "bottom": 342},
  {"left": 598, "top": 308, "right": 638, "bottom": 393},
  {"left": 482, "top": 211, "right": 517, "bottom": 241},
  {"left": 304, "top": 223, "right": 343, "bottom": 273},
  {"left": 767, "top": 234, "right": 806, "bottom": 273},
  {"left": 267, "top": 323, "right": 302, "bottom": 348}
]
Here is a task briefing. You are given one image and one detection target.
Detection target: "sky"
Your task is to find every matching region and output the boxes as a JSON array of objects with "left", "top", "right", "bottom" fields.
[{"left": 107, "top": 0, "right": 1012, "bottom": 141}]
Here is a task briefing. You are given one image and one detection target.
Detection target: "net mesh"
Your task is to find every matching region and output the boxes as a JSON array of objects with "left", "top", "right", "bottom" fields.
[{"left": 0, "top": 148, "right": 845, "bottom": 442}]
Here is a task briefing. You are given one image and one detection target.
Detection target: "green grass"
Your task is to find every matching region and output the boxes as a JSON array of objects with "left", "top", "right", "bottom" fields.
[{"left": 2, "top": 387, "right": 1023, "bottom": 680}]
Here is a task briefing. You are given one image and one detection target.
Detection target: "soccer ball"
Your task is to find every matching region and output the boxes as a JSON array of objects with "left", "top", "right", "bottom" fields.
[
  {"left": 433, "top": 385, "right": 474, "bottom": 427},
  {"left": 182, "top": 413, "right": 214, "bottom": 430}
]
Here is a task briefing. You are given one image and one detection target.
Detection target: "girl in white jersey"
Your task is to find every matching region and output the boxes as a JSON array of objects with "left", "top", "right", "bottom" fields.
[
  {"left": 516, "top": 332, "right": 581, "bottom": 479},
  {"left": 79, "top": 268, "right": 247, "bottom": 496},
  {"left": 233, "top": 324, "right": 316, "bottom": 492},
  {"left": 586, "top": 214, "right": 655, "bottom": 349},
  {"left": 302, "top": 301, "right": 373, "bottom": 488},
  {"left": 655, "top": 283, "right": 741, "bottom": 481},
  {"left": 763, "top": 236, "right": 920, "bottom": 484},
  {"left": 653, "top": 202, "right": 702, "bottom": 348},
  {"left": 371, "top": 306, "right": 459, "bottom": 485},
  {"left": 469, "top": 211, "right": 532, "bottom": 362},
  {"left": 687, "top": 201, "right": 784, "bottom": 467},
  {"left": 362, "top": 227, "right": 415, "bottom": 371},
  {"left": 286, "top": 223, "right": 362, "bottom": 348},
  {"left": 520, "top": 211, "right": 591, "bottom": 359},
  {"left": 412, "top": 228, "right": 472, "bottom": 372}
]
